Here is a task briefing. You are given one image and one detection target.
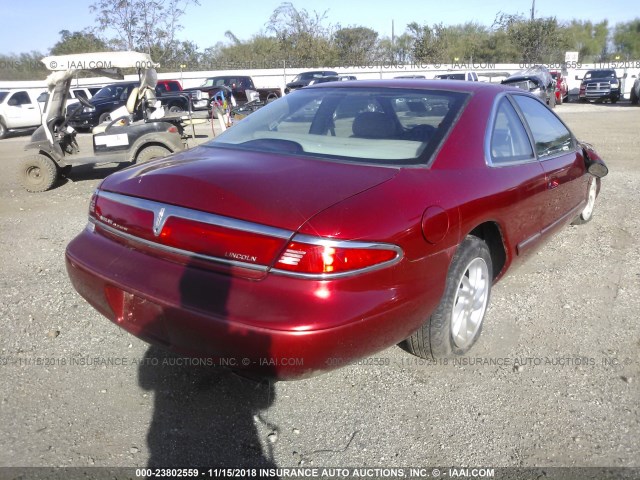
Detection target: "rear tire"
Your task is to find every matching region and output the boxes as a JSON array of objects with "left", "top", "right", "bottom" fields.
[
  {"left": 0, "top": 118, "right": 7, "bottom": 139},
  {"left": 168, "top": 105, "right": 184, "bottom": 113},
  {"left": 405, "top": 235, "right": 492, "bottom": 359},
  {"left": 631, "top": 88, "right": 639, "bottom": 105},
  {"left": 572, "top": 177, "right": 597, "bottom": 225},
  {"left": 19, "top": 154, "right": 58, "bottom": 192},
  {"left": 136, "top": 145, "right": 170, "bottom": 164}
]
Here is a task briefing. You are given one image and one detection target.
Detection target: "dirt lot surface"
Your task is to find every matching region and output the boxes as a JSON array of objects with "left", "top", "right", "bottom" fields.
[{"left": 0, "top": 103, "right": 639, "bottom": 478}]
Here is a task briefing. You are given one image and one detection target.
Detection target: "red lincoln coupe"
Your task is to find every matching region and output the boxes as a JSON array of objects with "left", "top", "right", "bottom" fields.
[{"left": 66, "top": 80, "right": 607, "bottom": 379}]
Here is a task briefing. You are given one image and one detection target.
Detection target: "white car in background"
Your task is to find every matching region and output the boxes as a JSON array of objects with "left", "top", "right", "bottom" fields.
[{"left": 0, "top": 89, "right": 43, "bottom": 139}]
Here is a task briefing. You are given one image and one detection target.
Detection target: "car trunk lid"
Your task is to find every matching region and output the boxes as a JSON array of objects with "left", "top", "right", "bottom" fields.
[{"left": 93, "top": 146, "right": 398, "bottom": 277}]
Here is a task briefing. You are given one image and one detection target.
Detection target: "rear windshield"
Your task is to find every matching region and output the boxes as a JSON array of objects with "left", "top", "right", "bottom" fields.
[
  {"left": 0, "top": 92, "right": 8, "bottom": 103},
  {"left": 206, "top": 87, "right": 469, "bottom": 165}
]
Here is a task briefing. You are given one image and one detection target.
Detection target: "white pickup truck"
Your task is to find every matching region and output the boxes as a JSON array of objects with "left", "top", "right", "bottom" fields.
[{"left": 0, "top": 89, "right": 44, "bottom": 139}]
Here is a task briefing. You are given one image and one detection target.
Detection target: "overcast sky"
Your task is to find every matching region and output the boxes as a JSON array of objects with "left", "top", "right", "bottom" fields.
[{"left": 0, "top": 0, "right": 636, "bottom": 55}]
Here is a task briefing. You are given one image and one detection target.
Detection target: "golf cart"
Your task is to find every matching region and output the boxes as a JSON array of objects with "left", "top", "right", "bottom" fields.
[{"left": 19, "top": 52, "right": 196, "bottom": 193}]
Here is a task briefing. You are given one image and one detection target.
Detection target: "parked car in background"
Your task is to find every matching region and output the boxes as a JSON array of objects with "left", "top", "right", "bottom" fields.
[
  {"left": 578, "top": 69, "right": 620, "bottom": 103},
  {"left": 307, "top": 75, "right": 357, "bottom": 85},
  {"left": 66, "top": 80, "right": 607, "bottom": 380},
  {"left": 550, "top": 71, "right": 568, "bottom": 104},
  {"left": 285, "top": 70, "right": 339, "bottom": 93},
  {"left": 394, "top": 75, "right": 426, "bottom": 79},
  {"left": 37, "top": 86, "right": 100, "bottom": 112},
  {"left": 182, "top": 76, "right": 281, "bottom": 108},
  {"left": 156, "top": 79, "right": 182, "bottom": 93},
  {"left": 66, "top": 81, "right": 139, "bottom": 129},
  {"left": 502, "top": 66, "right": 556, "bottom": 107},
  {"left": 0, "top": 89, "right": 43, "bottom": 139},
  {"left": 434, "top": 71, "right": 479, "bottom": 81},
  {"left": 631, "top": 76, "right": 640, "bottom": 105},
  {"left": 66, "top": 80, "right": 196, "bottom": 127}
]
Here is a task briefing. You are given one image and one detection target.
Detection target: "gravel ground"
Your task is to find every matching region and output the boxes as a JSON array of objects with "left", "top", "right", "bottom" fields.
[{"left": 0, "top": 104, "right": 639, "bottom": 478}]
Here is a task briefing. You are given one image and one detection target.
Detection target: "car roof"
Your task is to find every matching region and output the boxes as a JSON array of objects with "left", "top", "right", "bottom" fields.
[{"left": 307, "top": 79, "right": 506, "bottom": 95}]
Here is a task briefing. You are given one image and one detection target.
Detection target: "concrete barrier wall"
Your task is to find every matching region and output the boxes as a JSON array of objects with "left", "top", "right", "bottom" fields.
[{"left": 2, "top": 62, "right": 639, "bottom": 98}]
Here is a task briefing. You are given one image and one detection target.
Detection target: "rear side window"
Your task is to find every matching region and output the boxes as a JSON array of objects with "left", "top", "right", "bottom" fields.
[
  {"left": 513, "top": 95, "right": 572, "bottom": 158},
  {"left": 490, "top": 98, "right": 534, "bottom": 164}
]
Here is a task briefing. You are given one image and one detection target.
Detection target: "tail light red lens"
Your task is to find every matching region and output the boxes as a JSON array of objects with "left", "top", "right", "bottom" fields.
[
  {"left": 88, "top": 191, "right": 402, "bottom": 278},
  {"left": 275, "top": 239, "right": 401, "bottom": 276},
  {"left": 88, "top": 192, "right": 289, "bottom": 270},
  {"left": 159, "top": 216, "right": 285, "bottom": 265}
]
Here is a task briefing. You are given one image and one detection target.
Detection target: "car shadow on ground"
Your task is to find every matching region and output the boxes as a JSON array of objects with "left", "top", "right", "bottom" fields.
[
  {"left": 139, "top": 346, "right": 278, "bottom": 469},
  {"left": 137, "top": 260, "right": 280, "bottom": 473},
  {"left": 57, "top": 162, "right": 133, "bottom": 186}
]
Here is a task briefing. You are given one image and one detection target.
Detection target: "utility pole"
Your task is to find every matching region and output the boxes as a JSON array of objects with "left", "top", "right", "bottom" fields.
[{"left": 530, "top": 0, "right": 535, "bottom": 20}]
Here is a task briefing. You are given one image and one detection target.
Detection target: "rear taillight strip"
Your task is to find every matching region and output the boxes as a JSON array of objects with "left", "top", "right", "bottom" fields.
[
  {"left": 271, "top": 234, "right": 404, "bottom": 279},
  {"left": 90, "top": 218, "right": 270, "bottom": 272},
  {"left": 96, "top": 190, "right": 293, "bottom": 240}
]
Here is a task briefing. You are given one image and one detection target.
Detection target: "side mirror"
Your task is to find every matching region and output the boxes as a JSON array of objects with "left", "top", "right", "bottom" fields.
[
  {"left": 575, "top": 75, "right": 580, "bottom": 80},
  {"left": 588, "top": 161, "right": 608, "bottom": 178},
  {"left": 579, "top": 142, "right": 608, "bottom": 178}
]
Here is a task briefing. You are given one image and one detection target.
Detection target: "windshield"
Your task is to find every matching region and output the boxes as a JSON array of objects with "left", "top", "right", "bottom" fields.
[
  {"left": 584, "top": 70, "right": 616, "bottom": 80},
  {"left": 0, "top": 91, "right": 8, "bottom": 103},
  {"left": 92, "top": 84, "right": 132, "bottom": 101},
  {"left": 205, "top": 86, "right": 469, "bottom": 165}
]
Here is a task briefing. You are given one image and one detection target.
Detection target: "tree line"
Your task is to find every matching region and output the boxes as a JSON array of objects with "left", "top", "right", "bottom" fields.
[{"left": 1, "top": 1, "right": 639, "bottom": 80}]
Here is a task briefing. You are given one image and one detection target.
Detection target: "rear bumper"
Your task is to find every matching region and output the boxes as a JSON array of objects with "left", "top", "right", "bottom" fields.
[{"left": 66, "top": 227, "right": 448, "bottom": 379}]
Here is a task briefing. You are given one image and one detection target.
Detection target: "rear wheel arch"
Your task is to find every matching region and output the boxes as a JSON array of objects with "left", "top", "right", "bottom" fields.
[{"left": 467, "top": 221, "right": 507, "bottom": 280}]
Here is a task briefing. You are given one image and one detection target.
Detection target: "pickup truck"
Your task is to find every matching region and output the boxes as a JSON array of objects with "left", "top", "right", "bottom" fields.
[
  {"left": 578, "top": 69, "right": 621, "bottom": 103},
  {"left": 0, "top": 89, "right": 43, "bottom": 139},
  {"left": 183, "top": 76, "right": 281, "bottom": 108}
]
